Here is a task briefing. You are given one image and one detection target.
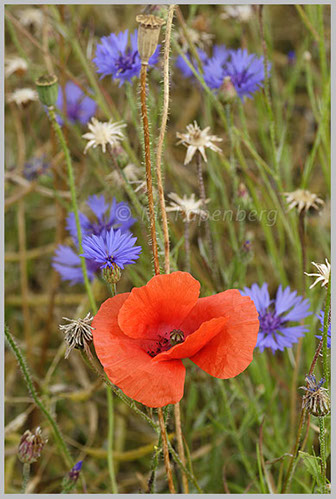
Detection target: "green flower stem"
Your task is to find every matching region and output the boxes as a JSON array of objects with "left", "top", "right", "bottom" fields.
[
  {"left": 318, "top": 416, "right": 327, "bottom": 493},
  {"left": 5, "top": 325, "right": 73, "bottom": 469},
  {"left": 166, "top": 438, "right": 203, "bottom": 493},
  {"left": 48, "top": 106, "right": 97, "bottom": 314},
  {"left": 322, "top": 281, "right": 331, "bottom": 385},
  {"left": 21, "top": 463, "right": 30, "bottom": 493},
  {"left": 107, "top": 386, "right": 118, "bottom": 493}
]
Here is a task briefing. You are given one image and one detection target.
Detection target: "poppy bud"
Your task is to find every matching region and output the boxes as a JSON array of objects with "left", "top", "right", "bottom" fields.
[
  {"left": 136, "top": 14, "right": 165, "bottom": 64},
  {"left": 18, "top": 427, "right": 46, "bottom": 464},
  {"left": 170, "top": 329, "right": 185, "bottom": 346},
  {"left": 35, "top": 73, "right": 58, "bottom": 107}
]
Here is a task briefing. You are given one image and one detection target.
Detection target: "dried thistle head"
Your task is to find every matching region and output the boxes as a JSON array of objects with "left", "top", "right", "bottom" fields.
[
  {"left": 136, "top": 14, "right": 165, "bottom": 64},
  {"left": 283, "top": 189, "right": 324, "bottom": 214},
  {"left": 176, "top": 121, "right": 222, "bottom": 165},
  {"left": 166, "top": 192, "right": 209, "bottom": 222},
  {"left": 18, "top": 427, "right": 47, "bottom": 464},
  {"left": 59, "top": 313, "right": 94, "bottom": 359},
  {"left": 304, "top": 259, "right": 330, "bottom": 289},
  {"left": 300, "top": 375, "right": 330, "bottom": 417}
]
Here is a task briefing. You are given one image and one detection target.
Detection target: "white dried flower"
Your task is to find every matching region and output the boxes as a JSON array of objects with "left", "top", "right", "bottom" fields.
[
  {"left": 5, "top": 57, "right": 28, "bottom": 78},
  {"left": 17, "top": 7, "right": 44, "bottom": 31},
  {"left": 82, "top": 117, "right": 126, "bottom": 154},
  {"left": 283, "top": 189, "right": 324, "bottom": 214},
  {"left": 7, "top": 88, "right": 38, "bottom": 106},
  {"left": 59, "top": 313, "right": 94, "bottom": 359},
  {"left": 176, "top": 121, "right": 222, "bottom": 165},
  {"left": 107, "top": 163, "right": 142, "bottom": 187},
  {"left": 220, "top": 5, "right": 253, "bottom": 22},
  {"left": 305, "top": 259, "right": 330, "bottom": 289},
  {"left": 166, "top": 192, "right": 209, "bottom": 222},
  {"left": 177, "top": 27, "right": 214, "bottom": 51}
]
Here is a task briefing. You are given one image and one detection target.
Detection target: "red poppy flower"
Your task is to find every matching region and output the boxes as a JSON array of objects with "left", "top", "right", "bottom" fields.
[{"left": 92, "top": 272, "right": 259, "bottom": 408}]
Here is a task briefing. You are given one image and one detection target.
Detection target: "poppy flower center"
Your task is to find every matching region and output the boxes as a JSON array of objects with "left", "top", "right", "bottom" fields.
[{"left": 145, "top": 329, "right": 185, "bottom": 358}]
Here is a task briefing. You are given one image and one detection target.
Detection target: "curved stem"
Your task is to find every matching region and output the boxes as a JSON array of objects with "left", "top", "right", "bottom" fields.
[
  {"left": 5, "top": 326, "right": 73, "bottom": 468},
  {"left": 48, "top": 106, "right": 97, "bottom": 313}
]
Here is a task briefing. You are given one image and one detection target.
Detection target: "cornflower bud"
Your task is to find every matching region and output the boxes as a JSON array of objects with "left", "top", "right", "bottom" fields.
[{"left": 18, "top": 427, "right": 46, "bottom": 464}]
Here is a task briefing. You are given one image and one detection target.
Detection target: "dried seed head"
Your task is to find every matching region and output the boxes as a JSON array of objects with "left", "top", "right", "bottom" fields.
[
  {"left": 300, "top": 375, "right": 330, "bottom": 417},
  {"left": 18, "top": 427, "right": 47, "bottom": 464},
  {"left": 59, "top": 313, "right": 94, "bottom": 359},
  {"left": 35, "top": 74, "right": 58, "bottom": 107},
  {"left": 136, "top": 14, "right": 165, "bottom": 64}
]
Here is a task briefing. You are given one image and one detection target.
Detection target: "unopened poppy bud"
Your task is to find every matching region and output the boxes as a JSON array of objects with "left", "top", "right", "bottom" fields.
[
  {"left": 300, "top": 375, "right": 330, "bottom": 417},
  {"left": 18, "top": 427, "right": 46, "bottom": 464},
  {"left": 103, "top": 263, "right": 122, "bottom": 285},
  {"left": 136, "top": 14, "right": 165, "bottom": 64},
  {"left": 35, "top": 73, "right": 58, "bottom": 107},
  {"left": 220, "top": 76, "right": 237, "bottom": 102},
  {"left": 170, "top": 329, "right": 185, "bottom": 346}
]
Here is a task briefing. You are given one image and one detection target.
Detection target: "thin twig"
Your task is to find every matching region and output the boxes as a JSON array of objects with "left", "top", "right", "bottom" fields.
[{"left": 174, "top": 402, "right": 189, "bottom": 493}]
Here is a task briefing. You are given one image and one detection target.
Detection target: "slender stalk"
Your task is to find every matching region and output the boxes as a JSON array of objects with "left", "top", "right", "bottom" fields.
[
  {"left": 5, "top": 326, "right": 73, "bottom": 468},
  {"left": 281, "top": 338, "right": 324, "bottom": 493},
  {"left": 48, "top": 107, "right": 97, "bottom": 313},
  {"left": 322, "top": 281, "right": 331, "bottom": 385},
  {"left": 174, "top": 402, "right": 189, "bottom": 493},
  {"left": 156, "top": 5, "right": 175, "bottom": 274},
  {"left": 157, "top": 408, "right": 176, "bottom": 493},
  {"left": 289, "top": 211, "right": 306, "bottom": 441},
  {"left": 107, "top": 386, "right": 118, "bottom": 493},
  {"left": 21, "top": 463, "right": 30, "bottom": 493},
  {"left": 147, "top": 433, "right": 162, "bottom": 493},
  {"left": 184, "top": 220, "right": 191, "bottom": 273},
  {"left": 140, "top": 64, "right": 160, "bottom": 275},
  {"left": 318, "top": 416, "right": 327, "bottom": 493},
  {"left": 196, "top": 152, "right": 214, "bottom": 267}
]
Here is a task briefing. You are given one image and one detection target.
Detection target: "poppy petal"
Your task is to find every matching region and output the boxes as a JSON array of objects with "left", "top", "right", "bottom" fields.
[
  {"left": 92, "top": 293, "right": 130, "bottom": 339},
  {"left": 99, "top": 336, "right": 186, "bottom": 407},
  {"left": 190, "top": 296, "right": 259, "bottom": 378},
  {"left": 118, "top": 271, "right": 200, "bottom": 339},
  {"left": 153, "top": 316, "right": 229, "bottom": 362},
  {"left": 180, "top": 289, "right": 243, "bottom": 335}
]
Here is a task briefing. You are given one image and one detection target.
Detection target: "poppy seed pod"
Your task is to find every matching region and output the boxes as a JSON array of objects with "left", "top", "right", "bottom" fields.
[
  {"left": 35, "top": 73, "right": 58, "bottom": 107},
  {"left": 136, "top": 14, "right": 165, "bottom": 64}
]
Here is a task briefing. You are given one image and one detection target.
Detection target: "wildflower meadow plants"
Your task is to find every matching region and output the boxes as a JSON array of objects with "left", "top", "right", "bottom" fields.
[{"left": 5, "top": 4, "right": 331, "bottom": 495}]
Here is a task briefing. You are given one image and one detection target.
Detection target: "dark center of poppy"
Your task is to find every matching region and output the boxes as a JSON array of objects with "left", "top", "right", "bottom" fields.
[{"left": 146, "top": 329, "right": 185, "bottom": 357}]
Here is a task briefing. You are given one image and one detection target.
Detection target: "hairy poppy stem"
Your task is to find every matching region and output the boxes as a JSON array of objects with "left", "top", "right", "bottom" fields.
[
  {"left": 155, "top": 5, "right": 175, "bottom": 274},
  {"left": 174, "top": 402, "right": 189, "bottom": 493},
  {"left": 140, "top": 63, "right": 160, "bottom": 275},
  {"left": 157, "top": 407, "right": 176, "bottom": 493}
]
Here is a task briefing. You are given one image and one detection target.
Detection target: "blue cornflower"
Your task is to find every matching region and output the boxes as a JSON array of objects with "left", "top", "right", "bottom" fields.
[
  {"left": 217, "top": 48, "right": 271, "bottom": 100},
  {"left": 81, "top": 228, "right": 141, "bottom": 270},
  {"left": 287, "top": 50, "right": 296, "bottom": 65},
  {"left": 315, "top": 311, "right": 331, "bottom": 348},
  {"left": 240, "top": 283, "right": 311, "bottom": 353},
  {"left": 23, "top": 156, "right": 50, "bottom": 180},
  {"left": 175, "top": 48, "right": 208, "bottom": 78},
  {"left": 68, "top": 461, "right": 83, "bottom": 483},
  {"left": 54, "top": 81, "right": 96, "bottom": 126},
  {"left": 93, "top": 29, "right": 160, "bottom": 86},
  {"left": 178, "top": 45, "right": 271, "bottom": 101},
  {"left": 52, "top": 195, "right": 136, "bottom": 285}
]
